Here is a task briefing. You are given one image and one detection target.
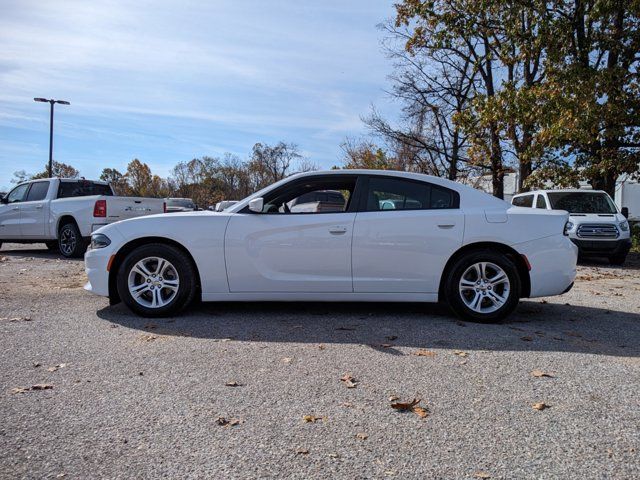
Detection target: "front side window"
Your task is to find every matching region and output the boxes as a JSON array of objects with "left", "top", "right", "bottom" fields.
[
  {"left": 26, "top": 181, "right": 50, "bottom": 201},
  {"left": 7, "top": 183, "right": 30, "bottom": 203},
  {"left": 535, "top": 194, "right": 547, "bottom": 209},
  {"left": 512, "top": 195, "right": 534, "bottom": 208},
  {"left": 260, "top": 177, "right": 356, "bottom": 214},
  {"left": 363, "top": 177, "right": 456, "bottom": 211}
]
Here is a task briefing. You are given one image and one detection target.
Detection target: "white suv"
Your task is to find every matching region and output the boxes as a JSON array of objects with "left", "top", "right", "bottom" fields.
[{"left": 512, "top": 189, "right": 631, "bottom": 265}]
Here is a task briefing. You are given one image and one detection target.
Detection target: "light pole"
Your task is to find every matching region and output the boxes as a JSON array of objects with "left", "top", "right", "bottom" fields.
[{"left": 34, "top": 97, "right": 70, "bottom": 178}]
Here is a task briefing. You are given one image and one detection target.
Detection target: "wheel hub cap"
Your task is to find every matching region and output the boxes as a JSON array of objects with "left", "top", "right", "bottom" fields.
[
  {"left": 128, "top": 256, "right": 180, "bottom": 309},
  {"left": 459, "top": 262, "right": 510, "bottom": 314}
]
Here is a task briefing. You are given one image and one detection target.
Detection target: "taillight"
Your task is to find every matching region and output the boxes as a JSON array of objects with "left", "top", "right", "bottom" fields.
[
  {"left": 163, "top": 201, "right": 167, "bottom": 213},
  {"left": 93, "top": 199, "right": 107, "bottom": 217}
]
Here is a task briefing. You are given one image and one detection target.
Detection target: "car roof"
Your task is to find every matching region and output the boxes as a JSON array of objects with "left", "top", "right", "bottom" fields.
[{"left": 514, "top": 189, "right": 607, "bottom": 196}]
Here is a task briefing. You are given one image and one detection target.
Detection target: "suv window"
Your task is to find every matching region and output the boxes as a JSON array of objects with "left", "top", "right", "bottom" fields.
[
  {"left": 57, "top": 181, "right": 113, "bottom": 198},
  {"left": 364, "top": 177, "right": 457, "bottom": 211},
  {"left": 535, "top": 194, "right": 547, "bottom": 209},
  {"left": 26, "top": 181, "right": 50, "bottom": 201},
  {"left": 261, "top": 177, "right": 356, "bottom": 214},
  {"left": 7, "top": 183, "right": 30, "bottom": 203},
  {"left": 512, "top": 195, "right": 534, "bottom": 208}
]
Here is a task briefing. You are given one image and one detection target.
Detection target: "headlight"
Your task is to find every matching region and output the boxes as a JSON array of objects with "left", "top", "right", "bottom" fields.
[
  {"left": 90, "top": 233, "right": 111, "bottom": 249},
  {"left": 619, "top": 221, "right": 629, "bottom": 232},
  {"left": 564, "top": 221, "right": 574, "bottom": 236}
]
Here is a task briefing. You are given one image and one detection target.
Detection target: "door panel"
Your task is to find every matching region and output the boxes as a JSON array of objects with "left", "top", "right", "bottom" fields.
[
  {"left": 352, "top": 210, "right": 464, "bottom": 293},
  {"left": 20, "top": 201, "right": 46, "bottom": 237},
  {"left": 0, "top": 183, "right": 30, "bottom": 238},
  {"left": 225, "top": 213, "right": 356, "bottom": 292}
]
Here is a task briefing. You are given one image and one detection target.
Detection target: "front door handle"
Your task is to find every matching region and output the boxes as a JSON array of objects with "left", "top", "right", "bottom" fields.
[
  {"left": 329, "top": 226, "right": 347, "bottom": 235},
  {"left": 12, "top": 206, "right": 19, "bottom": 211},
  {"left": 437, "top": 224, "right": 455, "bottom": 229},
  {"left": 36, "top": 205, "right": 43, "bottom": 209}
]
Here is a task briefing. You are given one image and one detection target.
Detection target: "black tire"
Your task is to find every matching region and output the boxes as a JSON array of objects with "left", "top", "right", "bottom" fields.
[
  {"left": 58, "top": 222, "right": 88, "bottom": 258},
  {"left": 117, "top": 243, "right": 197, "bottom": 317},
  {"left": 608, "top": 253, "right": 627, "bottom": 266},
  {"left": 445, "top": 250, "right": 521, "bottom": 323},
  {"left": 45, "top": 240, "right": 59, "bottom": 252}
]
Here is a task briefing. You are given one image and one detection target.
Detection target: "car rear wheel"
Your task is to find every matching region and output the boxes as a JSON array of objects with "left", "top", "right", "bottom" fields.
[
  {"left": 445, "top": 250, "right": 521, "bottom": 323},
  {"left": 117, "top": 244, "right": 197, "bottom": 317},
  {"left": 58, "top": 222, "right": 88, "bottom": 258}
]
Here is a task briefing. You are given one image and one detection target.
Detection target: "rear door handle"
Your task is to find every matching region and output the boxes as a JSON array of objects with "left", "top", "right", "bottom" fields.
[
  {"left": 329, "top": 226, "right": 347, "bottom": 235},
  {"left": 36, "top": 205, "right": 43, "bottom": 209}
]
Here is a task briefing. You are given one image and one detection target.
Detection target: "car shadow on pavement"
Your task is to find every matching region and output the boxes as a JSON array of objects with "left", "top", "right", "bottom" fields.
[
  {"left": 0, "top": 246, "right": 83, "bottom": 262},
  {"left": 96, "top": 299, "right": 640, "bottom": 358}
]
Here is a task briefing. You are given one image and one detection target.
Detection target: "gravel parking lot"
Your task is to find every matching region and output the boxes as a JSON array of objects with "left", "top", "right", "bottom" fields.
[{"left": 1, "top": 243, "right": 639, "bottom": 479}]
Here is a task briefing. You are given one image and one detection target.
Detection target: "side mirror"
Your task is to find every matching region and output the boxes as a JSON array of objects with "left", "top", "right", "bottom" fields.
[
  {"left": 248, "top": 197, "right": 264, "bottom": 213},
  {"left": 621, "top": 207, "right": 629, "bottom": 219}
]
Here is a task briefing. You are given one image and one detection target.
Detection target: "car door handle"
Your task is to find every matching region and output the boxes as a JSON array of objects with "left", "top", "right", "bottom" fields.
[
  {"left": 12, "top": 206, "right": 19, "bottom": 211},
  {"left": 437, "top": 224, "right": 455, "bottom": 229},
  {"left": 36, "top": 205, "right": 43, "bottom": 209},
  {"left": 329, "top": 226, "right": 347, "bottom": 235}
]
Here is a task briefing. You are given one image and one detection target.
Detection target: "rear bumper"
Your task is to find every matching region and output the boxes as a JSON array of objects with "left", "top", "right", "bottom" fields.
[
  {"left": 570, "top": 238, "right": 631, "bottom": 256},
  {"left": 513, "top": 235, "right": 578, "bottom": 298}
]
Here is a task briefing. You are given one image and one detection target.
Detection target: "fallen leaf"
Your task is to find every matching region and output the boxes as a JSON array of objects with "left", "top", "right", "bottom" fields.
[
  {"left": 139, "top": 334, "right": 158, "bottom": 342},
  {"left": 32, "top": 362, "right": 41, "bottom": 368},
  {"left": 31, "top": 384, "right": 53, "bottom": 390},
  {"left": 532, "top": 402, "right": 549, "bottom": 411},
  {"left": 459, "top": 360, "right": 468, "bottom": 365},
  {"left": 391, "top": 398, "right": 429, "bottom": 418},
  {"left": 453, "top": 350, "right": 468, "bottom": 357},
  {"left": 2, "top": 316, "right": 32, "bottom": 322},
  {"left": 413, "top": 349, "right": 436, "bottom": 357},
  {"left": 225, "top": 381, "right": 242, "bottom": 387},
  {"left": 318, "top": 344, "right": 326, "bottom": 350},
  {"left": 296, "top": 447, "right": 309, "bottom": 455},
  {"left": 216, "top": 416, "right": 242, "bottom": 426},
  {"left": 413, "top": 406, "right": 429, "bottom": 418},
  {"left": 531, "top": 369, "right": 554, "bottom": 378},
  {"left": 474, "top": 472, "right": 491, "bottom": 479},
  {"left": 47, "top": 363, "right": 67, "bottom": 372},
  {"left": 388, "top": 395, "right": 399, "bottom": 402},
  {"left": 11, "top": 387, "right": 29, "bottom": 394},
  {"left": 340, "top": 373, "right": 357, "bottom": 388},
  {"left": 303, "top": 415, "right": 323, "bottom": 423},
  {"left": 355, "top": 432, "right": 368, "bottom": 440},
  {"left": 281, "top": 357, "right": 293, "bottom": 364},
  {"left": 380, "top": 343, "right": 393, "bottom": 348}
]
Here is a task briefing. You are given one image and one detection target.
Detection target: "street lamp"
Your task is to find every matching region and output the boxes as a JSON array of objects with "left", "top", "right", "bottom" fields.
[{"left": 34, "top": 97, "right": 70, "bottom": 177}]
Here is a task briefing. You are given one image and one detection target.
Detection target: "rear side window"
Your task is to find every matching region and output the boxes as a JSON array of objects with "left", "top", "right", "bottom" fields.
[
  {"left": 26, "top": 181, "right": 50, "bottom": 201},
  {"left": 535, "top": 195, "right": 547, "bottom": 209},
  {"left": 512, "top": 195, "right": 534, "bottom": 208},
  {"left": 57, "top": 181, "right": 113, "bottom": 198},
  {"left": 363, "top": 177, "right": 458, "bottom": 211}
]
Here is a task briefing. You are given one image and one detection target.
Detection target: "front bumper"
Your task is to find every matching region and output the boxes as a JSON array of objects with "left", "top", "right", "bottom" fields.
[
  {"left": 83, "top": 226, "right": 125, "bottom": 297},
  {"left": 570, "top": 238, "right": 631, "bottom": 256}
]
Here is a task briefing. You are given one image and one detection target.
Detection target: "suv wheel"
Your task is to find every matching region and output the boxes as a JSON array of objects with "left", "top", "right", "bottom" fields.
[
  {"left": 445, "top": 250, "right": 521, "bottom": 323},
  {"left": 117, "top": 244, "right": 197, "bottom": 317}
]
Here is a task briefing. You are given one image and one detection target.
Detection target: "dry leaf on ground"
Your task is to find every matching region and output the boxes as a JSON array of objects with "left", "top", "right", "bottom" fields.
[
  {"left": 216, "top": 416, "right": 242, "bottom": 426},
  {"left": 532, "top": 402, "right": 549, "bottom": 411},
  {"left": 355, "top": 433, "right": 368, "bottom": 440},
  {"left": 225, "top": 381, "right": 242, "bottom": 387},
  {"left": 390, "top": 398, "right": 429, "bottom": 419},
  {"left": 303, "top": 415, "right": 323, "bottom": 423},
  {"left": 296, "top": 447, "right": 309, "bottom": 455},
  {"left": 340, "top": 373, "right": 357, "bottom": 388},
  {"left": 413, "top": 349, "right": 436, "bottom": 357},
  {"left": 531, "top": 369, "right": 554, "bottom": 378},
  {"left": 474, "top": 472, "right": 491, "bottom": 479},
  {"left": 453, "top": 350, "right": 468, "bottom": 357},
  {"left": 47, "top": 363, "right": 66, "bottom": 372}
]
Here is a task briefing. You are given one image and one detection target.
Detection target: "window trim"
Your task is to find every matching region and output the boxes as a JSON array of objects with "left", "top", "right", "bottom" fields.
[
  {"left": 240, "top": 174, "right": 365, "bottom": 215},
  {"left": 513, "top": 194, "right": 534, "bottom": 208},
  {"left": 6, "top": 182, "right": 32, "bottom": 204},
  {"left": 357, "top": 175, "right": 460, "bottom": 213}
]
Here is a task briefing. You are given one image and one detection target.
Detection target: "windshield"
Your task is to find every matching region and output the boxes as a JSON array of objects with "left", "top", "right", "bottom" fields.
[
  {"left": 167, "top": 199, "right": 195, "bottom": 208},
  {"left": 547, "top": 192, "right": 617, "bottom": 214}
]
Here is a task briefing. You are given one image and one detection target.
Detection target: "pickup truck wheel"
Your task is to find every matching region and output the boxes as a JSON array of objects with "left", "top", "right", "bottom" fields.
[
  {"left": 58, "top": 222, "right": 87, "bottom": 258},
  {"left": 117, "top": 244, "right": 196, "bottom": 317},
  {"left": 445, "top": 250, "right": 521, "bottom": 323}
]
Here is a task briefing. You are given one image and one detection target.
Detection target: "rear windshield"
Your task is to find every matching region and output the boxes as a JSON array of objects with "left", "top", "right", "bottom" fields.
[
  {"left": 58, "top": 181, "right": 113, "bottom": 198},
  {"left": 167, "top": 199, "right": 195, "bottom": 208},
  {"left": 547, "top": 192, "right": 617, "bottom": 214}
]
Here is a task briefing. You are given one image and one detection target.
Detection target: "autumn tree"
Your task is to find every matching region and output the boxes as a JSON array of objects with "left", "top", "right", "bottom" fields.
[{"left": 100, "top": 168, "right": 130, "bottom": 195}]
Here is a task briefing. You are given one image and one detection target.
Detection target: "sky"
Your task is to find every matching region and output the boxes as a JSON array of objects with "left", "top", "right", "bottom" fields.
[{"left": 0, "top": 0, "right": 400, "bottom": 191}]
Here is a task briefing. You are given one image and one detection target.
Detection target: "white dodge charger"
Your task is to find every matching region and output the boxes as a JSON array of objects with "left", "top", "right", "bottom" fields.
[{"left": 85, "top": 170, "right": 578, "bottom": 322}]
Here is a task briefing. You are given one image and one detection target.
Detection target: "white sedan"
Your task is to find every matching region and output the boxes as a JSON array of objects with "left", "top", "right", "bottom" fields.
[{"left": 85, "top": 170, "right": 578, "bottom": 322}]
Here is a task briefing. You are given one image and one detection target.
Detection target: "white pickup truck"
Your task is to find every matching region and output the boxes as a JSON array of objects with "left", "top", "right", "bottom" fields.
[{"left": 0, "top": 178, "right": 165, "bottom": 257}]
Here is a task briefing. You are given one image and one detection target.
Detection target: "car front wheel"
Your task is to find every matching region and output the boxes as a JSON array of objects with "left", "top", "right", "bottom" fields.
[
  {"left": 445, "top": 250, "right": 521, "bottom": 323},
  {"left": 117, "top": 244, "right": 197, "bottom": 317}
]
